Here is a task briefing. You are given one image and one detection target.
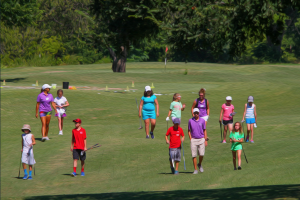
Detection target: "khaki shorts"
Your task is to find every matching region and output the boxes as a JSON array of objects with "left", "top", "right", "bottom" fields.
[{"left": 191, "top": 138, "right": 205, "bottom": 157}]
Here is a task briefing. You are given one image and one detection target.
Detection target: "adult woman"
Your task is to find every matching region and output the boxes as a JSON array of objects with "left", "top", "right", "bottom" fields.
[
  {"left": 139, "top": 86, "right": 159, "bottom": 139},
  {"left": 191, "top": 88, "right": 210, "bottom": 138},
  {"left": 35, "top": 84, "right": 57, "bottom": 142}
]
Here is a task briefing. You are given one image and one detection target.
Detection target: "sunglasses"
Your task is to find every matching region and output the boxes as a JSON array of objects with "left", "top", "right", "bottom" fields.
[{"left": 194, "top": 112, "right": 199, "bottom": 114}]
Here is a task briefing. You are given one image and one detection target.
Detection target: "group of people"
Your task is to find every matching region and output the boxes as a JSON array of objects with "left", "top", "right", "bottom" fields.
[
  {"left": 21, "top": 84, "right": 86, "bottom": 179},
  {"left": 139, "top": 86, "right": 257, "bottom": 174}
]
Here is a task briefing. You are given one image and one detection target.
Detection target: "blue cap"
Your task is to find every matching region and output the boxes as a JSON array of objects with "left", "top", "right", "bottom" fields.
[{"left": 173, "top": 118, "right": 180, "bottom": 124}]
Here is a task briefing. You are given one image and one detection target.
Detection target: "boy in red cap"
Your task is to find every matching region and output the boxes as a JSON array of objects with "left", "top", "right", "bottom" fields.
[{"left": 70, "top": 119, "right": 87, "bottom": 177}]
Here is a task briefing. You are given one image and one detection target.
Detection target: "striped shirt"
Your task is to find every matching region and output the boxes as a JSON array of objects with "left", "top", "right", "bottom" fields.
[{"left": 245, "top": 103, "right": 255, "bottom": 118}]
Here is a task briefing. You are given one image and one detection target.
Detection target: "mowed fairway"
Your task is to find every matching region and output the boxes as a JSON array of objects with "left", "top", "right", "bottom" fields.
[{"left": 1, "top": 62, "right": 300, "bottom": 200}]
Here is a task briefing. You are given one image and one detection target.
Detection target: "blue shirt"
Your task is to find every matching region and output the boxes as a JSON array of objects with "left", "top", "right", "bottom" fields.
[
  {"left": 188, "top": 117, "right": 206, "bottom": 139},
  {"left": 141, "top": 95, "right": 157, "bottom": 111}
]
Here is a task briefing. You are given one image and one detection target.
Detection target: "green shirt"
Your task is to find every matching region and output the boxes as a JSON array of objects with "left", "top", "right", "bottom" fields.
[
  {"left": 170, "top": 101, "right": 182, "bottom": 118},
  {"left": 230, "top": 132, "right": 244, "bottom": 151}
]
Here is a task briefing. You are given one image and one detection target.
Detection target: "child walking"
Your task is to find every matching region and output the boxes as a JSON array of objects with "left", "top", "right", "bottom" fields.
[
  {"left": 165, "top": 118, "right": 185, "bottom": 175},
  {"left": 21, "top": 124, "right": 36, "bottom": 180},
  {"left": 242, "top": 96, "right": 257, "bottom": 143},
  {"left": 54, "top": 89, "right": 69, "bottom": 135},
  {"left": 230, "top": 122, "right": 244, "bottom": 170},
  {"left": 219, "top": 96, "right": 235, "bottom": 143},
  {"left": 70, "top": 119, "right": 87, "bottom": 177},
  {"left": 166, "top": 93, "right": 186, "bottom": 124}
]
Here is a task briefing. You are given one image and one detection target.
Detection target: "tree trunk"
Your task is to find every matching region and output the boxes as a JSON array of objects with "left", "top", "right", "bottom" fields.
[{"left": 109, "top": 46, "right": 127, "bottom": 72}]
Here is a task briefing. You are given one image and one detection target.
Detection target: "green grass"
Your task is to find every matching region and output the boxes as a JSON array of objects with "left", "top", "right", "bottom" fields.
[{"left": 1, "top": 62, "right": 300, "bottom": 200}]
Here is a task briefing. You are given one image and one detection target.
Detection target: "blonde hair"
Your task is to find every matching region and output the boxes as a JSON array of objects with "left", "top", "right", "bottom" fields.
[
  {"left": 173, "top": 93, "right": 180, "bottom": 101},
  {"left": 199, "top": 88, "right": 206, "bottom": 96}
]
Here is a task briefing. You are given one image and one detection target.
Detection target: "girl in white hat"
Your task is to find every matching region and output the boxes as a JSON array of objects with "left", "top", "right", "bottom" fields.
[{"left": 219, "top": 96, "right": 235, "bottom": 143}]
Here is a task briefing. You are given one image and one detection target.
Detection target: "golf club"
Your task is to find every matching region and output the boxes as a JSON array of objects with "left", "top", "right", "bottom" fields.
[
  {"left": 167, "top": 120, "right": 168, "bottom": 131},
  {"left": 18, "top": 152, "right": 22, "bottom": 178},
  {"left": 87, "top": 143, "right": 101, "bottom": 151},
  {"left": 243, "top": 147, "right": 248, "bottom": 163},
  {"left": 219, "top": 121, "right": 223, "bottom": 143},
  {"left": 135, "top": 98, "right": 143, "bottom": 129},
  {"left": 182, "top": 142, "right": 186, "bottom": 170}
]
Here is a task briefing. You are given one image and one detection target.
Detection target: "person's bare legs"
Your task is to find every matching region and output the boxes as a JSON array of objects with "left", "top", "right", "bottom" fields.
[
  {"left": 58, "top": 117, "right": 62, "bottom": 131},
  {"left": 192, "top": 157, "right": 198, "bottom": 170},
  {"left": 204, "top": 120, "right": 208, "bottom": 140},
  {"left": 45, "top": 115, "right": 51, "bottom": 137},
  {"left": 228, "top": 123, "right": 233, "bottom": 133},
  {"left": 237, "top": 150, "right": 242, "bottom": 167},
  {"left": 232, "top": 151, "right": 236, "bottom": 169},
  {"left": 198, "top": 155, "right": 204, "bottom": 166},
  {"left": 247, "top": 123, "right": 251, "bottom": 138},
  {"left": 175, "top": 161, "right": 179, "bottom": 171},
  {"left": 81, "top": 160, "right": 85, "bottom": 171},
  {"left": 150, "top": 118, "right": 156, "bottom": 132},
  {"left": 40, "top": 117, "right": 47, "bottom": 137},
  {"left": 73, "top": 159, "right": 78, "bottom": 168},
  {"left": 223, "top": 125, "right": 228, "bottom": 141},
  {"left": 144, "top": 119, "right": 150, "bottom": 136},
  {"left": 22, "top": 163, "right": 27, "bottom": 170},
  {"left": 250, "top": 124, "right": 254, "bottom": 141},
  {"left": 61, "top": 117, "right": 64, "bottom": 130}
]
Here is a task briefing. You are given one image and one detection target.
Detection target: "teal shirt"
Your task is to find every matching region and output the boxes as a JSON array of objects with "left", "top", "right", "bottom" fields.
[
  {"left": 170, "top": 101, "right": 182, "bottom": 118},
  {"left": 230, "top": 132, "right": 244, "bottom": 151},
  {"left": 141, "top": 95, "right": 157, "bottom": 111}
]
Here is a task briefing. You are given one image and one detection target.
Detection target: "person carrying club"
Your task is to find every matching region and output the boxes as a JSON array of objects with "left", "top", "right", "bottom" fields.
[
  {"left": 139, "top": 86, "right": 159, "bottom": 139},
  {"left": 242, "top": 96, "right": 257, "bottom": 143},
  {"left": 166, "top": 93, "right": 186, "bottom": 124},
  {"left": 188, "top": 108, "right": 208, "bottom": 174},
  {"left": 219, "top": 96, "right": 235, "bottom": 143},
  {"left": 36, "top": 84, "right": 58, "bottom": 142},
  {"left": 70, "top": 119, "right": 87, "bottom": 177},
  {"left": 191, "top": 88, "right": 210, "bottom": 137},
  {"left": 165, "top": 118, "right": 185, "bottom": 175},
  {"left": 21, "top": 124, "right": 36, "bottom": 180},
  {"left": 54, "top": 89, "right": 69, "bottom": 135},
  {"left": 230, "top": 122, "right": 244, "bottom": 170}
]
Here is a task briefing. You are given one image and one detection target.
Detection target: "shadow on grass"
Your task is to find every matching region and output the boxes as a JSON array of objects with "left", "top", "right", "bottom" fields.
[
  {"left": 1, "top": 78, "right": 26, "bottom": 83},
  {"left": 24, "top": 184, "right": 300, "bottom": 200}
]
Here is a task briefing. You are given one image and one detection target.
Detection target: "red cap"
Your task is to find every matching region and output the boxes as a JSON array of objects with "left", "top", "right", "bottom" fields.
[{"left": 73, "top": 118, "right": 82, "bottom": 123}]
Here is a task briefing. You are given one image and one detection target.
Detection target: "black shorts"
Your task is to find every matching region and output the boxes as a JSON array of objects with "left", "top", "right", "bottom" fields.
[
  {"left": 223, "top": 119, "right": 233, "bottom": 126},
  {"left": 73, "top": 149, "right": 86, "bottom": 161}
]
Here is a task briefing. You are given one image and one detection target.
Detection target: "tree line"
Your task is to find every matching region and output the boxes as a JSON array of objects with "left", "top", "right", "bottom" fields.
[{"left": 1, "top": 0, "right": 300, "bottom": 71}]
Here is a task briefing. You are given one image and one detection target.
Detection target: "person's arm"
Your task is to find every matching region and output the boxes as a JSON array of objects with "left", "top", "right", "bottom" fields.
[
  {"left": 165, "top": 135, "right": 169, "bottom": 144},
  {"left": 181, "top": 103, "right": 186, "bottom": 111},
  {"left": 206, "top": 100, "right": 210, "bottom": 116},
  {"left": 155, "top": 99, "right": 159, "bottom": 117},
  {"left": 167, "top": 109, "right": 172, "bottom": 117},
  {"left": 204, "top": 129, "right": 208, "bottom": 146},
  {"left": 84, "top": 139, "right": 87, "bottom": 151},
  {"left": 191, "top": 100, "right": 197, "bottom": 116},
  {"left": 21, "top": 136, "right": 23, "bottom": 152},
  {"left": 181, "top": 135, "right": 185, "bottom": 143},
  {"left": 242, "top": 104, "right": 247, "bottom": 121},
  {"left": 70, "top": 133, "right": 74, "bottom": 151},
  {"left": 188, "top": 130, "right": 192, "bottom": 140},
  {"left": 35, "top": 102, "right": 40, "bottom": 118},
  {"left": 254, "top": 104, "right": 257, "bottom": 124},
  {"left": 31, "top": 134, "right": 36, "bottom": 146},
  {"left": 219, "top": 108, "right": 223, "bottom": 122},
  {"left": 62, "top": 101, "right": 69, "bottom": 108},
  {"left": 139, "top": 100, "right": 143, "bottom": 118},
  {"left": 51, "top": 102, "right": 58, "bottom": 114}
]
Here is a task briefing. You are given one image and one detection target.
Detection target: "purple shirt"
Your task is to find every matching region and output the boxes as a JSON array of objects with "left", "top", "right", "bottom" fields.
[
  {"left": 37, "top": 93, "right": 54, "bottom": 112},
  {"left": 188, "top": 117, "right": 206, "bottom": 139},
  {"left": 196, "top": 98, "right": 207, "bottom": 117}
]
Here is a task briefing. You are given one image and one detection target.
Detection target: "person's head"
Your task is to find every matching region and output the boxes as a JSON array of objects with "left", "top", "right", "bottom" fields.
[
  {"left": 144, "top": 86, "right": 153, "bottom": 97},
  {"left": 248, "top": 96, "right": 254, "bottom": 105},
  {"left": 226, "top": 96, "right": 232, "bottom": 105},
  {"left": 41, "top": 84, "right": 51, "bottom": 93},
  {"left": 57, "top": 89, "right": 63, "bottom": 98},
  {"left": 73, "top": 118, "right": 82, "bottom": 128},
  {"left": 199, "top": 88, "right": 206, "bottom": 100},
  {"left": 233, "top": 122, "right": 243, "bottom": 133},
  {"left": 193, "top": 108, "right": 200, "bottom": 119},
  {"left": 173, "top": 118, "right": 180, "bottom": 128},
  {"left": 173, "top": 93, "right": 181, "bottom": 101},
  {"left": 21, "top": 124, "right": 31, "bottom": 134}
]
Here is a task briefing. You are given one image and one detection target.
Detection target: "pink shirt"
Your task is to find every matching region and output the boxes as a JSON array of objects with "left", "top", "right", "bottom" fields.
[{"left": 222, "top": 103, "right": 234, "bottom": 120}]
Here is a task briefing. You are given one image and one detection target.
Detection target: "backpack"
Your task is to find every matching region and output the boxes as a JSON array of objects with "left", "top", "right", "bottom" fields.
[{"left": 195, "top": 98, "right": 207, "bottom": 111}]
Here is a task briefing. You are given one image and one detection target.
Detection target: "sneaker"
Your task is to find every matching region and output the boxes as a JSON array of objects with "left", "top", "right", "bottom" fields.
[
  {"left": 234, "top": 168, "right": 237, "bottom": 170},
  {"left": 150, "top": 131, "right": 154, "bottom": 139},
  {"left": 197, "top": 163, "right": 204, "bottom": 172},
  {"left": 193, "top": 170, "right": 198, "bottom": 174},
  {"left": 41, "top": 137, "right": 46, "bottom": 142},
  {"left": 146, "top": 135, "right": 150, "bottom": 139},
  {"left": 238, "top": 166, "right": 242, "bottom": 170},
  {"left": 59, "top": 131, "right": 63, "bottom": 135},
  {"left": 170, "top": 167, "right": 175, "bottom": 174},
  {"left": 246, "top": 136, "right": 249, "bottom": 142},
  {"left": 222, "top": 140, "right": 226, "bottom": 143},
  {"left": 23, "top": 174, "right": 28, "bottom": 180},
  {"left": 81, "top": 172, "right": 85, "bottom": 176},
  {"left": 250, "top": 140, "right": 254, "bottom": 143},
  {"left": 28, "top": 176, "right": 32, "bottom": 180},
  {"left": 71, "top": 172, "right": 76, "bottom": 177},
  {"left": 45, "top": 137, "right": 50, "bottom": 140},
  {"left": 174, "top": 170, "right": 179, "bottom": 175}
]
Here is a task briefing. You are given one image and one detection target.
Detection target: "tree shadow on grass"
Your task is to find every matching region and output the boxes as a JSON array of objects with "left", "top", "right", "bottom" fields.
[
  {"left": 24, "top": 184, "right": 300, "bottom": 200},
  {"left": 1, "top": 78, "right": 26, "bottom": 83}
]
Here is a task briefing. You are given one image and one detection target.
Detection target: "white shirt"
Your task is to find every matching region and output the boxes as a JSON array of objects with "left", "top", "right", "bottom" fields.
[{"left": 54, "top": 96, "right": 68, "bottom": 113}]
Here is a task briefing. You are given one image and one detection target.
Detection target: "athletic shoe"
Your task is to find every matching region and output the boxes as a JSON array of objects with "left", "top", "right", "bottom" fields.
[
  {"left": 197, "top": 163, "right": 204, "bottom": 172},
  {"left": 81, "top": 172, "right": 85, "bottom": 176},
  {"left": 23, "top": 174, "right": 28, "bottom": 180},
  {"left": 41, "top": 137, "right": 46, "bottom": 142},
  {"left": 238, "top": 166, "right": 242, "bottom": 170},
  {"left": 193, "top": 170, "right": 198, "bottom": 174},
  {"left": 28, "top": 176, "right": 32, "bottom": 180},
  {"left": 150, "top": 131, "right": 154, "bottom": 139},
  {"left": 59, "top": 131, "right": 63, "bottom": 135},
  {"left": 146, "top": 135, "right": 150, "bottom": 139},
  {"left": 170, "top": 167, "right": 175, "bottom": 174},
  {"left": 174, "top": 170, "right": 179, "bottom": 175},
  {"left": 234, "top": 168, "right": 237, "bottom": 170},
  {"left": 246, "top": 136, "right": 249, "bottom": 142},
  {"left": 71, "top": 172, "right": 76, "bottom": 177},
  {"left": 250, "top": 140, "right": 254, "bottom": 143},
  {"left": 45, "top": 137, "right": 50, "bottom": 140},
  {"left": 222, "top": 140, "right": 226, "bottom": 143}
]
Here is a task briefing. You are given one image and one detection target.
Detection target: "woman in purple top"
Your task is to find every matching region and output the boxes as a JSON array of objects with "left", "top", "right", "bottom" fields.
[
  {"left": 191, "top": 88, "right": 210, "bottom": 138},
  {"left": 35, "top": 84, "right": 57, "bottom": 142}
]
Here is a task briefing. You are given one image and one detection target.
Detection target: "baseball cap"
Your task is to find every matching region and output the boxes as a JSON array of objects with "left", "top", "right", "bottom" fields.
[
  {"left": 193, "top": 108, "right": 200, "bottom": 113},
  {"left": 42, "top": 84, "right": 52, "bottom": 90},
  {"left": 248, "top": 96, "right": 254, "bottom": 102},
  {"left": 226, "top": 96, "right": 232, "bottom": 101},
  {"left": 173, "top": 118, "right": 180, "bottom": 124},
  {"left": 73, "top": 118, "right": 82, "bottom": 123},
  {"left": 21, "top": 124, "right": 31, "bottom": 132},
  {"left": 145, "top": 86, "right": 151, "bottom": 92}
]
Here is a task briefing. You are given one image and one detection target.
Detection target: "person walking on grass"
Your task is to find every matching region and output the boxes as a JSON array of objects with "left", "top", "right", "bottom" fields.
[
  {"left": 230, "top": 122, "right": 244, "bottom": 170},
  {"left": 191, "top": 88, "right": 210, "bottom": 138},
  {"left": 165, "top": 118, "right": 185, "bottom": 175},
  {"left": 219, "top": 96, "right": 235, "bottom": 143},
  {"left": 188, "top": 108, "right": 208, "bottom": 174},
  {"left": 36, "top": 84, "right": 58, "bottom": 142},
  {"left": 54, "top": 89, "right": 69, "bottom": 135},
  {"left": 242, "top": 96, "right": 257, "bottom": 143},
  {"left": 166, "top": 93, "right": 186, "bottom": 124},
  {"left": 21, "top": 124, "right": 36, "bottom": 180},
  {"left": 139, "top": 86, "right": 159, "bottom": 139},
  {"left": 70, "top": 119, "right": 87, "bottom": 177}
]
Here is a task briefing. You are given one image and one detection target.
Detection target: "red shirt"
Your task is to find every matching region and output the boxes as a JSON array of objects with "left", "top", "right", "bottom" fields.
[
  {"left": 72, "top": 127, "right": 86, "bottom": 150},
  {"left": 166, "top": 126, "right": 184, "bottom": 148}
]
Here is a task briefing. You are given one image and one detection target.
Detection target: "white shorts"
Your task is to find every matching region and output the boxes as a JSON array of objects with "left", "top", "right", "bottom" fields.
[
  {"left": 22, "top": 149, "right": 36, "bottom": 165},
  {"left": 56, "top": 109, "right": 66, "bottom": 118},
  {"left": 200, "top": 116, "right": 209, "bottom": 122}
]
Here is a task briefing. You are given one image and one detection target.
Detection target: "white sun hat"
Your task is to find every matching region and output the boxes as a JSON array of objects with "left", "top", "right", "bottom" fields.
[
  {"left": 193, "top": 108, "right": 200, "bottom": 113},
  {"left": 145, "top": 86, "right": 151, "bottom": 92},
  {"left": 226, "top": 96, "right": 232, "bottom": 101},
  {"left": 42, "top": 84, "right": 52, "bottom": 90}
]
